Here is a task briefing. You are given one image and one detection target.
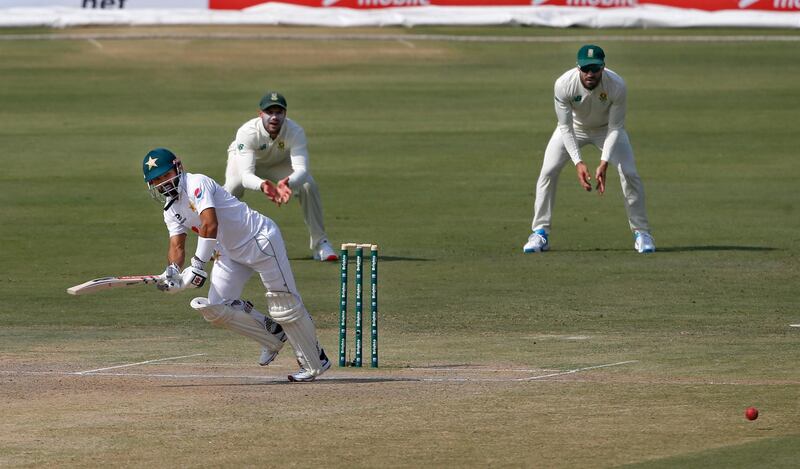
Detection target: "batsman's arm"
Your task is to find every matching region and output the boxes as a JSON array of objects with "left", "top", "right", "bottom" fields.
[
  {"left": 167, "top": 233, "right": 187, "bottom": 268},
  {"left": 197, "top": 208, "right": 218, "bottom": 239}
]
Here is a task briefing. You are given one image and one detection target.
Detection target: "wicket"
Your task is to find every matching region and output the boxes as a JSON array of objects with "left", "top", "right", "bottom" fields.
[{"left": 339, "top": 243, "right": 378, "bottom": 367}]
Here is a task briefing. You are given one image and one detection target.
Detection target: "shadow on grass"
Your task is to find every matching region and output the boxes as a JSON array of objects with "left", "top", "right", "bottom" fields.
[
  {"left": 160, "top": 377, "right": 420, "bottom": 387},
  {"left": 291, "top": 255, "right": 432, "bottom": 262},
  {"left": 656, "top": 245, "right": 777, "bottom": 253},
  {"left": 556, "top": 245, "right": 777, "bottom": 253}
]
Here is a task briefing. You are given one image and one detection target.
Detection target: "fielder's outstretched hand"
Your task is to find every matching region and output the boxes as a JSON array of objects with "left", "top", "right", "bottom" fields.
[
  {"left": 275, "top": 177, "right": 292, "bottom": 205},
  {"left": 595, "top": 161, "right": 608, "bottom": 195},
  {"left": 261, "top": 178, "right": 293, "bottom": 206},
  {"left": 576, "top": 162, "right": 592, "bottom": 192}
]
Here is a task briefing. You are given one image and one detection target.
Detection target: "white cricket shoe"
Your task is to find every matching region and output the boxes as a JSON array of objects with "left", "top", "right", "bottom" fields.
[
  {"left": 258, "top": 316, "right": 287, "bottom": 366},
  {"left": 259, "top": 348, "right": 279, "bottom": 366},
  {"left": 523, "top": 229, "right": 549, "bottom": 253},
  {"left": 313, "top": 240, "right": 339, "bottom": 262},
  {"left": 288, "top": 349, "right": 331, "bottom": 382},
  {"left": 634, "top": 230, "right": 656, "bottom": 253}
]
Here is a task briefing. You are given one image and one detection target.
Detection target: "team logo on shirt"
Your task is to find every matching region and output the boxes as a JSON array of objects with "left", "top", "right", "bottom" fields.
[
  {"left": 599, "top": 92, "right": 608, "bottom": 102},
  {"left": 278, "top": 141, "right": 285, "bottom": 150},
  {"left": 194, "top": 187, "right": 204, "bottom": 199},
  {"left": 574, "top": 95, "right": 582, "bottom": 102},
  {"left": 259, "top": 144, "right": 267, "bottom": 150},
  {"left": 238, "top": 144, "right": 244, "bottom": 151}
]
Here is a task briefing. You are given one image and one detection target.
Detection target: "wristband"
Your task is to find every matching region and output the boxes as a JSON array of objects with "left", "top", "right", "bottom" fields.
[{"left": 194, "top": 237, "right": 217, "bottom": 264}]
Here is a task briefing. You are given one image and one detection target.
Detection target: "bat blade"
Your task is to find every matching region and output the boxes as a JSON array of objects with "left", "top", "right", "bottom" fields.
[{"left": 67, "top": 275, "right": 162, "bottom": 296}]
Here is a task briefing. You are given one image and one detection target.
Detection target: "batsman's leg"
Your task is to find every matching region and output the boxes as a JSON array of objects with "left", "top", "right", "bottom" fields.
[
  {"left": 190, "top": 297, "right": 287, "bottom": 354},
  {"left": 208, "top": 253, "right": 287, "bottom": 364},
  {"left": 266, "top": 291, "right": 330, "bottom": 382},
  {"left": 251, "top": 223, "right": 329, "bottom": 382}
]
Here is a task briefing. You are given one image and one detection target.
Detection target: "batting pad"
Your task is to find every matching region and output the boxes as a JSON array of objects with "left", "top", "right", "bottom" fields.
[
  {"left": 190, "top": 297, "right": 285, "bottom": 351},
  {"left": 266, "top": 292, "right": 323, "bottom": 373}
]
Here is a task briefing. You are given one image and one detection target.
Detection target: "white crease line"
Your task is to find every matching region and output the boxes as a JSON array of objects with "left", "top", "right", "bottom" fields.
[
  {"left": 407, "top": 367, "right": 562, "bottom": 373},
  {"left": 516, "top": 360, "right": 638, "bottom": 382},
  {"left": 75, "top": 353, "right": 206, "bottom": 375}
]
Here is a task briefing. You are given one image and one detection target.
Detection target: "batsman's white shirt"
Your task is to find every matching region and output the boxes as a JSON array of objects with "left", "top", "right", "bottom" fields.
[
  {"left": 554, "top": 67, "right": 627, "bottom": 164},
  {"left": 163, "top": 172, "right": 299, "bottom": 299},
  {"left": 164, "top": 172, "right": 265, "bottom": 251},
  {"left": 227, "top": 117, "right": 309, "bottom": 191}
]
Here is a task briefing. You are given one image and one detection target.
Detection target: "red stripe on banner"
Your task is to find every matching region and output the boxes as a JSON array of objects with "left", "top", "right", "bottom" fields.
[{"left": 208, "top": 0, "right": 800, "bottom": 11}]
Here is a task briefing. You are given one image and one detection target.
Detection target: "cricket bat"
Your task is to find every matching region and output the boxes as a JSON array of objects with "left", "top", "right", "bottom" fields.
[{"left": 67, "top": 275, "right": 163, "bottom": 296}]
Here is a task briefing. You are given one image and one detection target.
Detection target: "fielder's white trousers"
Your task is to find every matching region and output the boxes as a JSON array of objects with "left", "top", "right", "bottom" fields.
[
  {"left": 531, "top": 127, "right": 651, "bottom": 233},
  {"left": 207, "top": 217, "right": 299, "bottom": 304},
  {"left": 225, "top": 151, "right": 330, "bottom": 250}
]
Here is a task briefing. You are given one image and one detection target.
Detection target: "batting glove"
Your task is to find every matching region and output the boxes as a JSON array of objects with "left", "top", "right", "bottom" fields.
[
  {"left": 180, "top": 256, "right": 208, "bottom": 289},
  {"left": 157, "top": 263, "right": 183, "bottom": 293}
]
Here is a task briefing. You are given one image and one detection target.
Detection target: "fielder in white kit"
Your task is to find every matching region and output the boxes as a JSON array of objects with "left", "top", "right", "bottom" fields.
[
  {"left": 143, "top": 147, "right": 330, "bottom": 382},
  {"left": 524, "top": 45, "right": 655, "bottom": 254},
  {"left": 224, "top": 92, "right": 338, "bottom": 262}
]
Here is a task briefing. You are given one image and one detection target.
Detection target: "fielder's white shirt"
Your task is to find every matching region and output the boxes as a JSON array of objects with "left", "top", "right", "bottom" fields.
[
  {"left": 163, "top": 172, "right": 265, "bottom": 251},
  {"left": 227, "top": 117, "right": 309, "bottom": 191},
  {"left": 553, "top": 67, "right": 627, "bottom": 164}
]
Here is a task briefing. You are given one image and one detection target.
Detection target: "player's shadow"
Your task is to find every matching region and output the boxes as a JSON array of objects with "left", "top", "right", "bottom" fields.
[
  {"left": 559, "top": 245, "right": 776, "bottom": 253},
  {"left": 656, "top": 245, "right": 777, "bottom": 253},
  {"left": 291, "top": 255, "right": 431, "bottom": 262},
  {"left": 160, "top": 377, "right": 419, "bottom": 388}
]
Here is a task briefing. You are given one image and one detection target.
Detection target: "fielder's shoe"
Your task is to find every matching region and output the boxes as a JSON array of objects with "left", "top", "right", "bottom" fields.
[
  {"left": 523, "top": 229, "right": 550, "bottom": 253},
  {"left": 258, "top": 316, "right": 287, "bottom": 366},
  {"left": 313, "top": 240, "right": 339, "bottom": 262},
  {"left": 634, "top": 230, "right": 656, "bottom": 253},
  {"left": 288, "top": 348, "right": 331, "bottom": 382}
]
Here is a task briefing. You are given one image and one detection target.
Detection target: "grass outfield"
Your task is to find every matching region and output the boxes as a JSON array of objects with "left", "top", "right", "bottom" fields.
[{"left": 1, "top": 26, "right": 799, "bottom": 467}]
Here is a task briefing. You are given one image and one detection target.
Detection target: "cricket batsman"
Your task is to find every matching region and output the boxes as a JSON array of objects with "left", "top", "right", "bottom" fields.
[
  {"left": 143, "top": 147, "right": 330, "bottom": 382},
  {"left": 224, "top": 92, "right": 338, "bottom": 262},
  {"left": 524, "top": 45, "right": 655, "bottom": 254}
]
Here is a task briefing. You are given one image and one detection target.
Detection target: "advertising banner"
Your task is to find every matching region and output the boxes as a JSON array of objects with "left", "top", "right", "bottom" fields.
[
  {"left": 0, "top": 0, "right": 207, "bottom": 8},
  {"left": 210, "top": 0, "right": 800, "bottom": 11}
]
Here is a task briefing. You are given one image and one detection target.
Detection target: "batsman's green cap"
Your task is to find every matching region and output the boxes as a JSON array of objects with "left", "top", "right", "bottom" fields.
[
  {"left": 577, "top": 44, "right": 605, "bottom": 67},
  {"left": 143, "top": 147, "right": 178, "bottom": 182},
  {"left": 259, "top": 92, "right": 287, "bottom": 111}
]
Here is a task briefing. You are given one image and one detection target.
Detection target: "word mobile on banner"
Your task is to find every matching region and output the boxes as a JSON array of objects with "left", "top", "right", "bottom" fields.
[{"left": 209, "top": 0, "right": 800, "bottom": 11}]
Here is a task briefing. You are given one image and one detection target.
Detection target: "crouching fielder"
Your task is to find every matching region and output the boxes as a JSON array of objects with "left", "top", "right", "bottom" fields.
[{"left": 142, "top": 147, "right": 330, "bottom": 382}]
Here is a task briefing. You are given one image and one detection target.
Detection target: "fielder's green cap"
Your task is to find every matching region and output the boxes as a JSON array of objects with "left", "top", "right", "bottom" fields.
[
  {"left": 259, "top": 91, "right": 287, "bottom": 111},
  {"left": 577, "top": 44, "right": 605, "bottom": 67}
]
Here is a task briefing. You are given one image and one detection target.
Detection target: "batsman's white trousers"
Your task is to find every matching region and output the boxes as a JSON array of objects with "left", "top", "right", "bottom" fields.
[
  {"left": 225, "top": 151, "right": 330, "bottom": 250},
  {"left": 530, "top": 126, "right": 651, "bottom": 233},
  {"left": 207, "top": 218, "right": 299, "bottom": 304}
]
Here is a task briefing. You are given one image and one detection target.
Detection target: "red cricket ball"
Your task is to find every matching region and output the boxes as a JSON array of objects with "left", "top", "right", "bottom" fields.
[{"left": 745, "top": 407, "right": 759, "bottom": 421}]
